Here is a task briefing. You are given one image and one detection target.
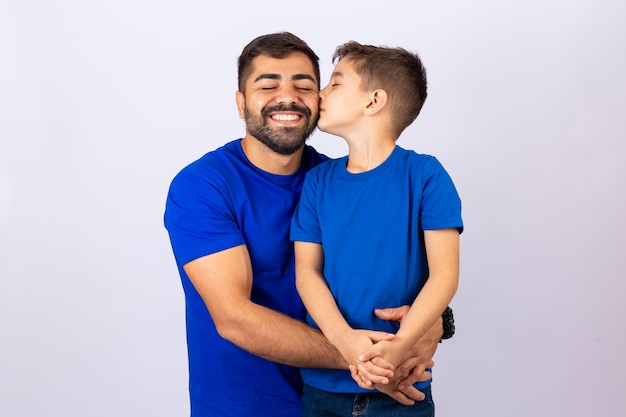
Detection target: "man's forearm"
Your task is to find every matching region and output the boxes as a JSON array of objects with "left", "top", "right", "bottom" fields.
[
  {"left": 219, "top": 301, "right": 347, "bottom": 369},
  {"left": 184, "top": 248, "right": 348, "bottom": 370}
]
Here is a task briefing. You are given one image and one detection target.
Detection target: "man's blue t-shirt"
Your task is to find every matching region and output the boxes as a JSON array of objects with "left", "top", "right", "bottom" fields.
[
  {"left": 290, "top": 146, "right": 463, "bottom": 394},
  {"left": 164, "top": 139, "right": 328, "bottom": 417}
]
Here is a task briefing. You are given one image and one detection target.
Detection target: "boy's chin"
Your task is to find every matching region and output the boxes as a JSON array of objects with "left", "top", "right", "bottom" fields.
[{"left": 316, "top": 121, "right": 330, "bottom": 134}]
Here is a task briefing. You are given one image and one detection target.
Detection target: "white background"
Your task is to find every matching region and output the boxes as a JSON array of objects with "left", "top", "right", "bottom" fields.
[{"left": 1, "top": 1, "right": 625, "bottom": 416}]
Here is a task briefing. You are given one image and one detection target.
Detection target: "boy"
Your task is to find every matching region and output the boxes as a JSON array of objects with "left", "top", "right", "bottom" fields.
[{"left": 290, "top": 41, "right": 463, "bottom": 416}]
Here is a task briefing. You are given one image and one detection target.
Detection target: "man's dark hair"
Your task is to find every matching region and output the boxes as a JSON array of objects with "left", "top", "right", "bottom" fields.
[{"left": 238, "top": 32, "right": 321, "bottom": 94}]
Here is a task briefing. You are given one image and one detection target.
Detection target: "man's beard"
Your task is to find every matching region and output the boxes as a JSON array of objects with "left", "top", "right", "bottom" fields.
[{"left": 245, "top": 103, "right": 318, "bottom": 156}]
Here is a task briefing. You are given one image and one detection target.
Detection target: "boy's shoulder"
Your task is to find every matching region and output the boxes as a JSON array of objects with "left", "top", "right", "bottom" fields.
[
  {"left": 393, "top": 145, "right": 440, "bottom": 167},
  {"left": 307, "top": 154, "right": 348, "bottom": 174}
]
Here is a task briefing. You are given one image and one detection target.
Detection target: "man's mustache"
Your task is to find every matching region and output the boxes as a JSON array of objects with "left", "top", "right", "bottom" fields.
[{"left": 262, "top": 103, "right": 312, "bottom": 118}]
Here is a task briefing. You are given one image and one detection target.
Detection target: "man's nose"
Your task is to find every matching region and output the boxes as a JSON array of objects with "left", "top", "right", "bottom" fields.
[{"left": 274, "top": 85, "right": 299, "bottom": 104}]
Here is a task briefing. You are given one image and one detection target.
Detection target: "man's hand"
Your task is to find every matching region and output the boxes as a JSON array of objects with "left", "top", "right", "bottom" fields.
[
  {"left": 374, "top": 308, "right": 443, "bottom": 371},
  {"left": 373, "top": 367, "right": 432, "bottom": 405},
  {"left": 371, "top": 306, "right": 443, "bottom": 404}
]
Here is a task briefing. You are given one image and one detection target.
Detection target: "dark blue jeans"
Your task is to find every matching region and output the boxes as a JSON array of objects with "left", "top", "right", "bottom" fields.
[{"left": 302, "top": 384, "right": 435, "bottom": 417}]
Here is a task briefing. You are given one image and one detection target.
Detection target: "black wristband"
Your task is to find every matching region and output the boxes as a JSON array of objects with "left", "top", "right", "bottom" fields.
[{"left": 440, "top": 306, "right": 455, "bottom": 342}]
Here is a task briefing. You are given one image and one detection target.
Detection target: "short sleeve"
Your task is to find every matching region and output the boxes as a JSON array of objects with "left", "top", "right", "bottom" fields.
[
  {"left": 290, "top": 169, "right": 322, "bottom": 244},
  {"left": 164, "top": 167, "right": 245, "bottom": 267},
  {"left": 420, "top": 157, "right": 464, "bottom": 233}
]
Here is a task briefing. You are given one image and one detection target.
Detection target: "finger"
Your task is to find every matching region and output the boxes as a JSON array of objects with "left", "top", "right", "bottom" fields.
[
  {"left": 357, "top": 347, "right": 395, "bottom": 368},
  {"left": 357, "top": 362, "right": 392, "bottom": 385},
  {"left": 349, "top": 364, "right": 358, "bottom": 381},
  {"left": 354, "top": 373, "right": 375, "bottom": 390},
  {"left": 368, "top": 331, "right": 395, "bottom": 343},
  {"left": 371, "top": 356, "right": 395, "bottom": 371},
  {"left": 357, "top": 355, "right": 394, "bottom": 373},
  {"left": 376, "top": 388, "right": 416, "bottom": 406},
  {"left": 394, "top": 357, "right": 434, "bottom": 384},
  {"left": 374, "top": 305, "right": 410, "bottom": 322},
  {"left": 395, "top": 384, "right": 426, "bottom": 402},
  {"left": 396, "top": 356, "right": 420, "bottom": 377},
  {"left": 398, "top": 368, "right": 432, "bottom": 390}
]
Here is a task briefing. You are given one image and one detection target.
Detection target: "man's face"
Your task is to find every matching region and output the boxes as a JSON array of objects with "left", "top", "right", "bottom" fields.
[{"left": 237, "top": 52, "right": 320, "bottom": 155}]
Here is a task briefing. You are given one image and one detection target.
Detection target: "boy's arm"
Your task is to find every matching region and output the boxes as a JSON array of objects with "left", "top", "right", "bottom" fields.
[
  {"left": 294, "top": 241, "right": 348, "bottom": 340},
  {"left": 396, "top": 227, "right": 460, "bottom": 348},
  {"left": 183, "top": 244, "right": 346, "bottom": 369},
  {"left": 294, "top": 240, "right": 394, "bottom": 380},
  {"left": 358, "top": 228, "right": 459, "bottom": 375}
]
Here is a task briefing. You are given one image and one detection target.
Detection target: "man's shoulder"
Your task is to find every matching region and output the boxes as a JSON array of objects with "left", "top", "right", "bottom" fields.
[
  {"left": 303, "top": 145, "right": 331, "bottom": 169},
  {"left": 165, "top": 141, "right": 246, "bottom": 205},
  {"left": 299, "top": 155, "right": 348, "bottom": 191},
  {"left": 173, "top": 139, "right": 242, "bottom": 178}
]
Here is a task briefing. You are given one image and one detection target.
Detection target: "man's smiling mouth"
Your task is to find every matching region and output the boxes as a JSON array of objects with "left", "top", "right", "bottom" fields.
[{"left": 271, "top": 113, "right": 300, "bottom": 121}]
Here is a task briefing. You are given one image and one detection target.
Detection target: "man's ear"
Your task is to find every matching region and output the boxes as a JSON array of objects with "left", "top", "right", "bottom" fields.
[
  {"left": 236, "top": 91, "right": 245, "bottom": 119},
  {"left": 364, "top": 89, "right": 388, "bottom": 116}
]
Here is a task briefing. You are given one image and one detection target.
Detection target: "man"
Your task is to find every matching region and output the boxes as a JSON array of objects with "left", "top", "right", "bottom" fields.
[{"left": 164, "top": 32, "right": 448, "bottom": 417}]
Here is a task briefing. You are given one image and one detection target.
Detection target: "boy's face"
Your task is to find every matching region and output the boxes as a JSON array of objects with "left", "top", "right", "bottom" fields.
[
  {"left": 236, "top": 52, "right": 320, "bottom": 155},
  {"left": 318, "top": 58, "right": 369, "bottom": 137}
]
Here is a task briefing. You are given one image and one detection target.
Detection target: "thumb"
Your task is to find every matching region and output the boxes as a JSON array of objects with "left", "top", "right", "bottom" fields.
[
  {"left": 374, "top": 305, "right": 410, "bottom": 323},
  {"left": 368, "top": 331, "right": 395, "bottom": 343}
]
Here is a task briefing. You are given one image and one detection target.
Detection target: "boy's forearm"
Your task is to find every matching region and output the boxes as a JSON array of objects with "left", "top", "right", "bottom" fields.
[
  {"left": 385, "top": 273, "right": 456, "bottom": 368},
  {"left": 296, "top": 264, "right": 352, "bottom": 349}
]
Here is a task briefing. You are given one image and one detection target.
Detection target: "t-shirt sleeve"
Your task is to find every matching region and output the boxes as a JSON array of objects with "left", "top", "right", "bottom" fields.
[
  {"left": 164, "top": 167, "right": 245, "bottom": 267},
  {"left": 290, "top": 170, "right": 322, "bottom": 243},
  {"left": 421, "top": 157, "right": 464, "bottom": 233}
]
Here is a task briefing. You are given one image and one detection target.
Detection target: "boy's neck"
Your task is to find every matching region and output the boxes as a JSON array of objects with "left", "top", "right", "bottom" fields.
[{"left": 345, "top": 137, "right": 396, "bottom": 173}]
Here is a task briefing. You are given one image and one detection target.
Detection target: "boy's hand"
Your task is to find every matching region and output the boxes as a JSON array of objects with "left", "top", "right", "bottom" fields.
[
  {"left": 355, "top": 340, "right": 397, "bottom": 384},
  {"left": 338, "top": 329, "right": 394, "bottom": 387}
]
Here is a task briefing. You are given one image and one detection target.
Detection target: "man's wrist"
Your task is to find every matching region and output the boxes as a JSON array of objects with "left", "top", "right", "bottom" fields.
[{"left": 439, "top": 306, "right": 455, "bottom": 342}]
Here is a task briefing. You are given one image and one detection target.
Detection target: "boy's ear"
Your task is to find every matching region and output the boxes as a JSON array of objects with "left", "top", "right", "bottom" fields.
[{"left": 364, "top": 89, "right": 388, "bottom": 115}]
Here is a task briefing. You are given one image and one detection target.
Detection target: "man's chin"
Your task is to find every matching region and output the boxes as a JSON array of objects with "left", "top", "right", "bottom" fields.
[
  {"left": 269, "top": 141, "right": 306, "bottom": 156},
  {"left": 252, "top": 136, "right": 305, "bottom": 156}
]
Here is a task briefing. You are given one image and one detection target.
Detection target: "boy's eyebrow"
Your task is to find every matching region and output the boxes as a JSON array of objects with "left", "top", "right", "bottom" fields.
[{"left": 254, "top": 73, "right": 316, "bottom": 83}]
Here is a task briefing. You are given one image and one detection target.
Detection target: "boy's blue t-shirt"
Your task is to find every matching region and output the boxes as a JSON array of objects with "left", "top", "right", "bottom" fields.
[
  {"left": 290, "top": 145, "right": 463, "bottom": 394},
  {"left": 164, "top": 139, "right": 329, "bottom": 417}
]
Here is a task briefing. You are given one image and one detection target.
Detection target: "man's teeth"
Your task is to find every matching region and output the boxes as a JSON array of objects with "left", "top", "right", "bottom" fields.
[{"left": 272, "top": 114, "right": 299, "bottom": 121}]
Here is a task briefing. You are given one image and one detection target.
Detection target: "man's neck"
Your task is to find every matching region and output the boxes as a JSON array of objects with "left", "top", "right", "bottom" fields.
[{"left": 240, "top": 136, "right": 304, "bottom": 175}]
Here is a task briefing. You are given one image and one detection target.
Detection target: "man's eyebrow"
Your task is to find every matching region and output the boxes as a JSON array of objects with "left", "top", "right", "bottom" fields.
[
  {"left": 253, "top": 73, "right": 316, "bottom": 83},
  {"left": 254, "top": 73, "right": 281, "bottom": 82},
  {"left": 292, "top": 74, "right": 316, "bottom": 83}
]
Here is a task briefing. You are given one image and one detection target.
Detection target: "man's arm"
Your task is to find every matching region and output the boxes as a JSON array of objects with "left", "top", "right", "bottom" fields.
[
  {"left": 183, "top": 244, "right": 346, "bottom": 369},
  {"left": 371, "top": 308, "right": 443, "bottom": 405},
  {"left": 184, "top": 244, "right": 439, "bottom": 404}
]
